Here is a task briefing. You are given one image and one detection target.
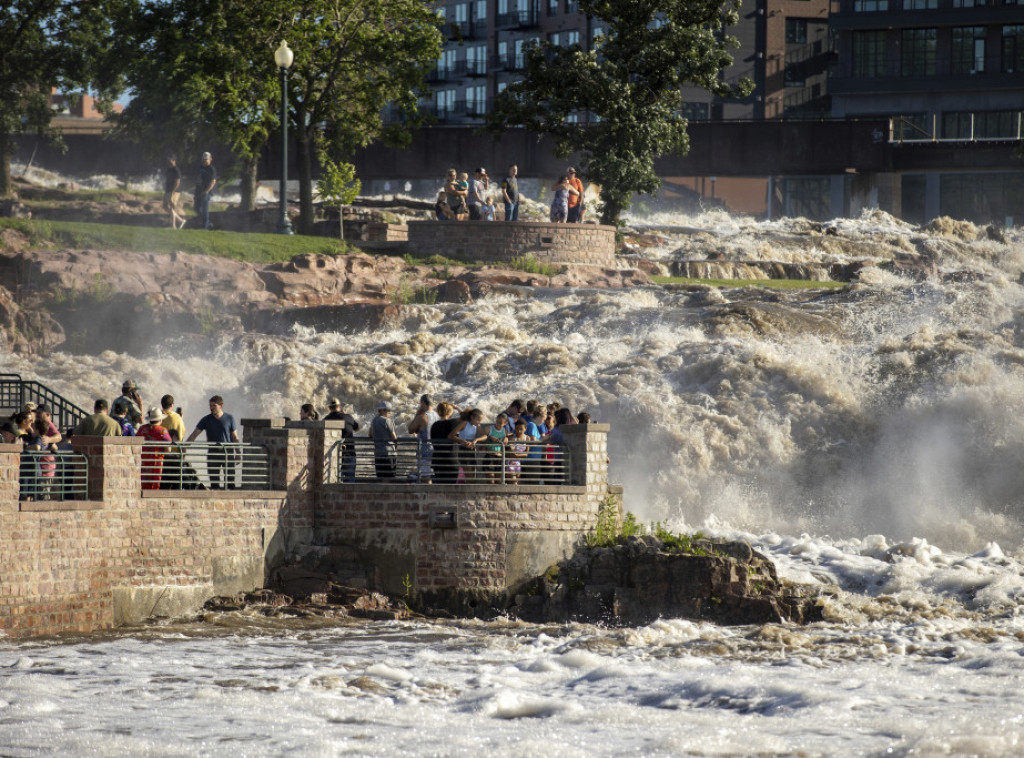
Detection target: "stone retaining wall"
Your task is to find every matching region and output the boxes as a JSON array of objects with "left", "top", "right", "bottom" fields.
[
  {"left": 0, "top": 421, "right": 615, "bottom": 638},
  {"left": 406, "top": 220, "right": 617, "bottom": 267}
]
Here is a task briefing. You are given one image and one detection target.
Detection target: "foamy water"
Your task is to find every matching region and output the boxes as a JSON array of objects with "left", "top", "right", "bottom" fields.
[{"left": 4, "top": 208, "right": 1024, "bottom": 755}]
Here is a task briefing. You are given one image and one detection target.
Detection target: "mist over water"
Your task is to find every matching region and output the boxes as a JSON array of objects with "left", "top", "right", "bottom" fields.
[
  {"left": 9, "top": 208, "right": 1024, "bottom": 549},
  {"left": 8, "top": 206, "right": 1024, "bottom": 755}
]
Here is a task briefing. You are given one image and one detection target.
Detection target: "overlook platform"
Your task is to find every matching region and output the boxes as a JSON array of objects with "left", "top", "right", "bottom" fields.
[{"left": 0, "top": 419, "right": 616, "bottom": 638}]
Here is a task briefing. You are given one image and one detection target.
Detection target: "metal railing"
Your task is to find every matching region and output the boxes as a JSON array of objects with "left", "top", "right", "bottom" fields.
[
  {"left": 18, "top": 450, "right": 89, "bottom": 501},
  {"left": 327, "top": 437, "right": 570, "bottom": 485},
  {"left": 139, "top": 442, "right": 272, "bottom": 491},
  {"left": 890, "top": 112, "right": 1024, "bottom": 144},
  {"left": 0, "top": 373, "right": 88, "bottom": 432}
]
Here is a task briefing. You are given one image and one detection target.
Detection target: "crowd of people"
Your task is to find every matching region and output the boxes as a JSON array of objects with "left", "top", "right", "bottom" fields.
[
  {"left": 2, "top": 381, "right": 595, "bottom": 496},
  {"left": 433, "top": 164, "right": 587, "bottom": 224},
  {"left": 1, "top": 380, "right": 242, "bottom": 498},
  {"left": 305, "top": 394, "right": 592, "bottom": 485}
]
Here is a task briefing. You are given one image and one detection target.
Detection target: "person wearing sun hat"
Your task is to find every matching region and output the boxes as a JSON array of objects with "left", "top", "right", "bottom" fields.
[
  {"left": 369, "top": 401, "right": 398, "bottom": 479},
  {"left": 137, "top": 407, "right": 173, "bottom": 490}
]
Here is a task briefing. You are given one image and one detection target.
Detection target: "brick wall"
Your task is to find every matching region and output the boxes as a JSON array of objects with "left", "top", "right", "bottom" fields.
[
  {"left": 406, "top": 220, "right": 617, "bottom": 267},
  {"left": 0, "top": 422, "right": 616, "bottom": 638}
]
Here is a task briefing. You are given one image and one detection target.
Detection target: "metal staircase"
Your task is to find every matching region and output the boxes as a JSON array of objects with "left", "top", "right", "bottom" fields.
[{"left": 0, "top": 374, "right": 88, "bottom": 432}]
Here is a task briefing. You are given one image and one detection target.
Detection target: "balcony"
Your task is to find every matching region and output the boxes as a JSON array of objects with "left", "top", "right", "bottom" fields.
[
  {"left": 452, "top": 59, "right": 489, "bottom": 78},
  {"left": 444, "top": 19, "right": 485, "bottom": 40},
  {"left": 495, "top": 8, "right": 539, "bottom": 30},
  {"left": 492, "top": 53, "right": 527, "bottom": 72}
]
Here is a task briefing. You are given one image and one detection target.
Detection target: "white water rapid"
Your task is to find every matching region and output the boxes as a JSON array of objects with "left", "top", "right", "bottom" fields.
[{"left": 3, "top": 208, "right": 1024, "bottom": 756}]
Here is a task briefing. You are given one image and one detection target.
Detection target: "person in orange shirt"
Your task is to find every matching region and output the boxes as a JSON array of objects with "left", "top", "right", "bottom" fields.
[{"left": 566, "top": 166, "right": 585, "bottom": 223}]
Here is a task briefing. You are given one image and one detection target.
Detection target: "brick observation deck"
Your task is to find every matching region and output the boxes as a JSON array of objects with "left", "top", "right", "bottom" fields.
[
  {"left": 0, "top": 420, "right": 618, "bottom": 638},
  {"left": 405, "top": 220, "right": 617, "bottom": 267}
]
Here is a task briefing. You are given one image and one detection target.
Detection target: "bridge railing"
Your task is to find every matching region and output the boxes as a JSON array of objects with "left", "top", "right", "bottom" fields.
[
  {"left": 138, "top": 442, "right": 272, "bottom": 491},
  {"left": 326, "top": 437, "right": 569, "bottom": 485},
  {"left": 890, "top": 113, "right": 1024, "bottom": 144}
]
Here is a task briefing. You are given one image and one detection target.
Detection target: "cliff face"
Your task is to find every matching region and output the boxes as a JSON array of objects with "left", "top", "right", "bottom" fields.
[{"left": 0, "top": 243, "right": 650, "bottom": 354}]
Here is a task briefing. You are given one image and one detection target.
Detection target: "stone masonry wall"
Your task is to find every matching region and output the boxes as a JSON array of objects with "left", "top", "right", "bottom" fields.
[
  {"left": 0, "top": 422, "right": 616, "bottom": 638},
  {"left": 406, "top": 220, "right": 616, "bottom": 267},
  {"left": 316, "top": 424, "right": 615, "bottom": 594}
]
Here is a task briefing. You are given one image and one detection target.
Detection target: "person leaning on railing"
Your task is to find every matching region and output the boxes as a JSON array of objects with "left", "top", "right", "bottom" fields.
[
  {"left": 369, "top": 401, "right": 398, "bottom": 479},
  {"left": 187, "top": 395, "right": 240, "bottom": 490}
]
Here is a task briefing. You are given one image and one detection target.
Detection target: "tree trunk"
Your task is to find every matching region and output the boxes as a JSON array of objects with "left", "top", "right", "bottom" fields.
[
  {"left": 238, "top": 155, "right": 258, "bottom": 212},
  {"left": 295, "top": 104, "right": 314, "bottom": 235},
  {"left": 0, "top": 131, "right": 13, "bottom": 197}
]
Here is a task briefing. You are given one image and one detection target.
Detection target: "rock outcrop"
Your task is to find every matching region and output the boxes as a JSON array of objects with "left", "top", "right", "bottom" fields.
[{"left": 505, "top": 537, "right": 821, "bottom": 626}]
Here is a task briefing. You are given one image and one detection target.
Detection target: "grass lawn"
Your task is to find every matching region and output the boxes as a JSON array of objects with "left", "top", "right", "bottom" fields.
[
  {"left": 651, "top": 275, "right": 847, "bottom": 290},
  {"left": 0, "top": 218, "right": 353, "bottom": 264}
]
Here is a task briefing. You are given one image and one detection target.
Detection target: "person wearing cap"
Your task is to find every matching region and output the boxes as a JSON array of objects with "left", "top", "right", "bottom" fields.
[
  {"left": 194, "top": 151, "right": 217, "bottom": 230},
  {"left": 501, "top": 164, "right": 519, "bottom": 222},
  {"left": 565, "top": 167, "right": 585, "bottom": 223},
  {"left": 467, "top": 167, "right": 488, "bottom": 221},
  {"left": 113, "top": 379, "right": 143, "bottom": 427},
  {"left": 187, "top": 395, "right": 240, "bottom": 489},
  {"left": 137, "top": 407, "right": 173, "bottom": 490},
  {"left": 369, "top": 401, "right": 398, "bottom": 479},
  {"left": 163, "top": 155, "right": 185, "bottom": 229},
  {"left": 407, "top": 394, "right": 440, "bottom": 483},
  {"left": 325, "top": 398, "right": 361, "bottom": 482}
]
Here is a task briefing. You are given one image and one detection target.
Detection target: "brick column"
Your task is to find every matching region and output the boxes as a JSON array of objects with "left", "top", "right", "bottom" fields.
[
  {"left": 560, "top": 423, "right": 609, "bottom": 493},
  {"left": 71, "top": 436, "right": 142, "bottom": 501},
  {"left": 0, "top": 443, "right": 19, "bottom": 511},
  {"left": 242, "top": 419, "right": 319, "bottom": 527}
]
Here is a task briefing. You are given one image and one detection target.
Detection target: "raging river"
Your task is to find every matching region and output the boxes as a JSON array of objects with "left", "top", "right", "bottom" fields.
[{"left": 3, "top": 203, "right": 1024, "bottom": 756}]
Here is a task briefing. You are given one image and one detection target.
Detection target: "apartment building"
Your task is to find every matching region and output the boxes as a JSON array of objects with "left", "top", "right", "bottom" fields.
[
  {"left": 424, "top": 0, "right": 833, "bottom": 125},
  {"left": 829, "top": 0, "right": 1024, "bottom": 222}
]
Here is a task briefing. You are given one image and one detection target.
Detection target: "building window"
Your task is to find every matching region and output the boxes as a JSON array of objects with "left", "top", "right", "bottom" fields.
[
  {"left": 943, "top": 110, "right": 1018, "bottom": 139},
  {"left": 903, "top": 0, "right": 937, "bottom": 8},
  {"left": 852, "top": 31, "right": 887, "bottom": 77},
  {"left": 498, "top": 0, "right": 509, "bottom": 14},
  {"left": 566, "top": 0, "right": 579, "bottom": 12},
  {"left": 548, "top": 0, "right": 559, "bottom": 15},
  {"left": 436, "top": 89, "right": 456, "bottom": 115},
  {"left": 786, "top": 19, "right": 808, "bottom": 44},
  {"left": 467, "top": 85, "right": 487, "bottom": 116},
  {"left": 454, "top": 3, "right": 468, "bottom": 23},
  {"left": 901, "top": 29, "right": 936, "bottom": 76},
  {"left": 1004, "top": 25, "right": 1024, "bottom": 73},
  {"left": 953, "top": 0, "right": 978, "bottom": 6},
  {"left": 475, "top": 0, "right": 487, "bottom": 20},
  {"left": 466, "top": 44, "right": 487, "bottom": 74},
  {"left": 565, "top": 30, "right": 579, "bottom": 47},
  {"left": 854, "top": 0, "right": 888, "bottom": 10},
  {"left": 952, "top": 27, "right": 986, "bottom": 74},
  {"left": 680, "top": 102, "right": 710, "bottom": 121}
]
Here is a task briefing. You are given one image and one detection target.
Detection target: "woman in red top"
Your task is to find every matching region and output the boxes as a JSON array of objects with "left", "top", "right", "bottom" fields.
[{"left": 138, "top": 407, "right": 173, "bottom": 490}]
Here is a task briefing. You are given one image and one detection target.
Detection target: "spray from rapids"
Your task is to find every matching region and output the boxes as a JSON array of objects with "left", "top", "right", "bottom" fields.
[{"left": 7, "top": 210, "right": 1024, "bottom": 550}]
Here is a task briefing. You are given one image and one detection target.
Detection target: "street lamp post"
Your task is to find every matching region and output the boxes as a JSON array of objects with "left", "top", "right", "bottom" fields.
[{"left": 275, "top": 40, "right": 294, "bottom": 235}]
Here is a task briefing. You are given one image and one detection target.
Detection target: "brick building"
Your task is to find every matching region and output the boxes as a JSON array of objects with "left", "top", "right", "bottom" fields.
[{"left": 423, "top": 0, "right": 833, "bottom": 125}]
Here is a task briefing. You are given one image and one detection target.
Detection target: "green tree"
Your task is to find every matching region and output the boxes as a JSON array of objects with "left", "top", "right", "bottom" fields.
[
  {"left": 286, "top": 0, "right": 442, "bottom": 234},
  {"left": 114, "top": 0, "right": 441, "bottom": 229},
  {"left": 114, "top": 0, "right": 288, "bottom": 212},
  {"left": 0, "top": 0, "right": 124, "bottom": 196},
  {"left": 486, "top": 0, "right": 751, "bottom": 227},
  {"left": 316, "top": 155, "right": 360, "bottom": 240}
]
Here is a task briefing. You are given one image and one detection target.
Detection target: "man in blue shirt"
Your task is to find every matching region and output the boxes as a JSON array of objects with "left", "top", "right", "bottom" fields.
[
  {"left": 194, "top": 151, "right": 217, "bottom": 230},
  {"left": 188, "top": 395, "right": 239, "bottom": 489}
]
